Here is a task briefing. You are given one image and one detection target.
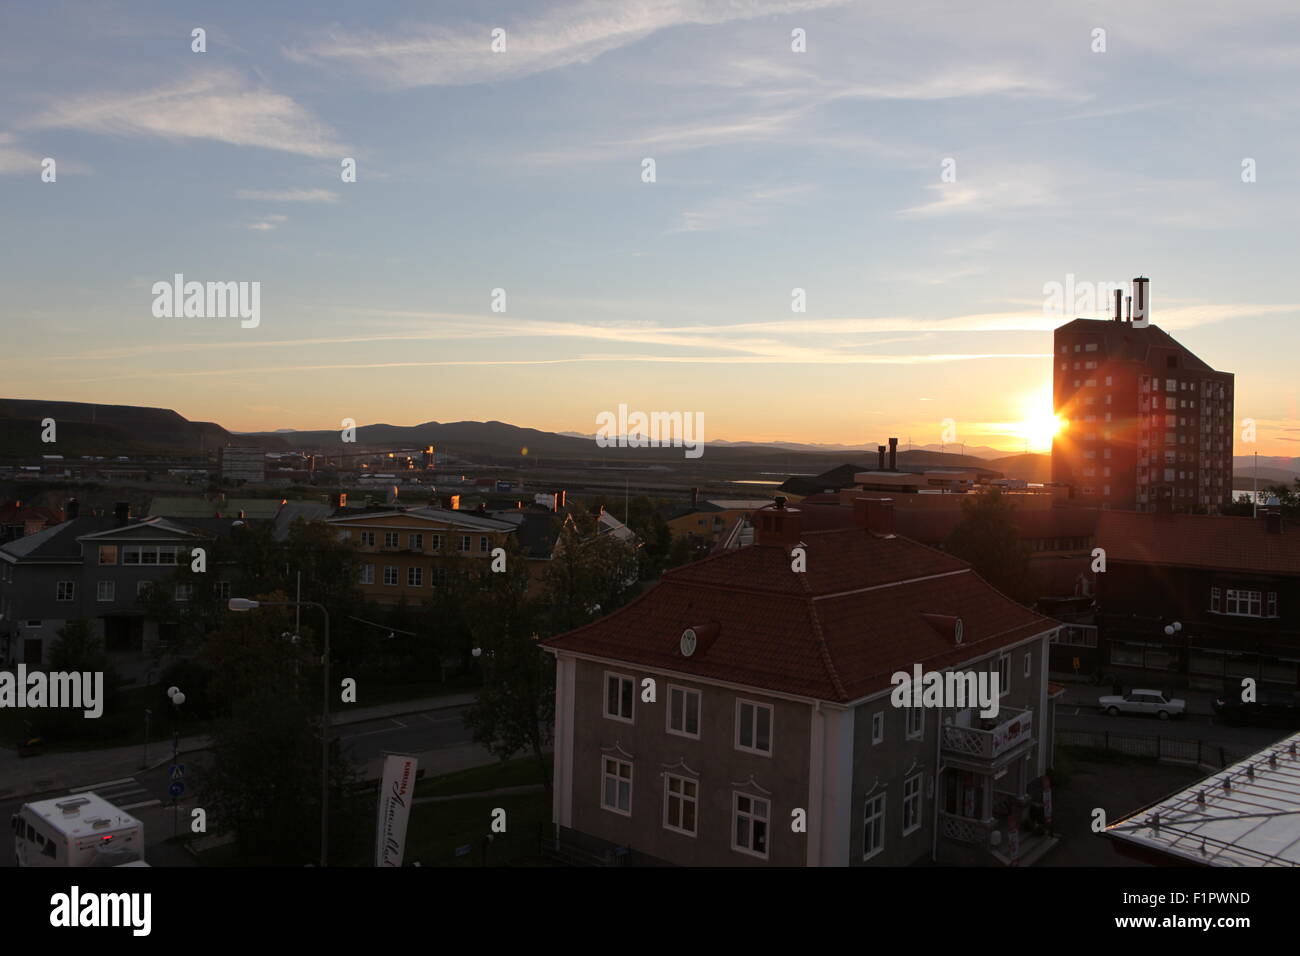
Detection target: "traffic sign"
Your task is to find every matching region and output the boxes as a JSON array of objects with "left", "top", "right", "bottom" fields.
[
  {"left": 169, "top": 764, "right": 185, "bottom": 781},
  {"left": 168, "top": 781, "right": 186, "bottom": 798}
]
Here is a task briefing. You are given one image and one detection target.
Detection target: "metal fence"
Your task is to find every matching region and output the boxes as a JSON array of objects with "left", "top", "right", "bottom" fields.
[{"left": 1058, "top": 729, "right": 1244, "bottom": 770}]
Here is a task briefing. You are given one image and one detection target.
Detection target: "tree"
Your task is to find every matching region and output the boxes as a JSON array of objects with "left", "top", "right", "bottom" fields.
[
  {"left": 201, "top": 595, "right": 365, "bottom": 863},
  {"left": 943, "top": 488, "right": 1034, "bottom": 603},
  {"left": 543, "top": 505, "right": 639, "bottom": 632},
  {"left": 38, "top": 621, "right": 123, "bottom": 736},
  {"left": 461, "top": 550, "right": 554, "bottom": 791}
]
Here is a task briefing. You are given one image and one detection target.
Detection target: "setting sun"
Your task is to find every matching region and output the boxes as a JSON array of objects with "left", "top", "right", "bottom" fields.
[{"left": 1014, "top": 386, "right": 1066, "bottom": 454}]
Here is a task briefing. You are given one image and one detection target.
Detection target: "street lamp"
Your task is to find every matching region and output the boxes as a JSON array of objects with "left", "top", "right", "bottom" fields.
[
  {"left": 1163, "top": 621, "right": 1183, "bottom": 637},
  {"left": 228, "top": 596, "right": 332, "bottom": 867}
]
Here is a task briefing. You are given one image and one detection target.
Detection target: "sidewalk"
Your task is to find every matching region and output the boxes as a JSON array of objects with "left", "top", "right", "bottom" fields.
[
  {"left": 1049, "top": 673, "right": 1221, "bottom": 716},
  {"left": 0, "top": 692, "right": 479, "bottom": 802}
]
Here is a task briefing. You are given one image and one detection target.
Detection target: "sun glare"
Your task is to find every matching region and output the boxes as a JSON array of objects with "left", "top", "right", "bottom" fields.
[{"left": 1016, "top": 386, "right": 1064, "bottom": 454}]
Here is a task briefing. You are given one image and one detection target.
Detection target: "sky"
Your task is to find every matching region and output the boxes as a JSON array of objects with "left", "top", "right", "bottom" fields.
[{"left": 1, "top": 0, "right": 1298, "bottom": 455}]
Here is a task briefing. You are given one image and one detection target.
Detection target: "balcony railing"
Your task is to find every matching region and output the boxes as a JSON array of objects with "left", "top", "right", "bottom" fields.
[
  {"left": 940, "top": 812, "right": 993, "bottom": 845},
  {"left": 941, "top": 707, "right": 1033, "bottom": 760}
]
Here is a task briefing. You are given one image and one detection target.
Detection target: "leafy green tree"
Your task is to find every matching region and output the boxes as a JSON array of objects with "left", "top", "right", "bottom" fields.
[
  {"left": 461, "top": 549, "right": 554, "bottom": 791},
  {"left": 943, "top": 488, "right": 1034, "bottom": 604},
  {"left": 201, "top": 596, "right": 365, "bottom": 864},
  {"left": 38, "top": 621, "right": 123, "bottom": 736},
  {"left": 543, "top": 505, "right": 639, "bottom": 632}
]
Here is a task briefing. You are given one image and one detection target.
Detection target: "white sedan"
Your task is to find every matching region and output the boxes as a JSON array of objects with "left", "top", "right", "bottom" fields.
[{"left": 1098, "top": 689, "right": 1186, "bottom": 720}]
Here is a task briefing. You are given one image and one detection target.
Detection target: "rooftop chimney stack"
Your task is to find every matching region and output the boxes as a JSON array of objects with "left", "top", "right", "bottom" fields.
[
  {"left": 888, "top": 437, "right": 898, "bottom": 471},
  {"left": 1126, "top": 295, "right": 1132, "bottom": 323},
  {"left": 113, "top": 502, "right": 130, "bottom": 526},
  {"left": 877, "top": 445, "right": 886, "bottom": 471},
  {"left": 1132, "top": 276, "right": 1149, "bottom": 326},
  {"left": 1114, "top": 288, "right": 1123, "bottom": 323},
  {"left": 65, "top": 498, "right": 80, "bottom": 520}
]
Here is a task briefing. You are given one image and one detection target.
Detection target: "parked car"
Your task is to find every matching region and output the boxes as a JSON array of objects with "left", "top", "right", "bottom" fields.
[
  {"left": 1212, "top": 692, "right": 1300, "bottom": 728},
  {"left": 1098, "top": 689, "right": 1186, "bottom": 719}
]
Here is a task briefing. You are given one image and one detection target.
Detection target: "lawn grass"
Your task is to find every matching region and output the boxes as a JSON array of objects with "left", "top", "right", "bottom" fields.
[
  {"left": 404, "top": 791, "right": 550, "bottom": 867},
  {"left": 414, "top": 754, "right": 552, "bottom": 798}
]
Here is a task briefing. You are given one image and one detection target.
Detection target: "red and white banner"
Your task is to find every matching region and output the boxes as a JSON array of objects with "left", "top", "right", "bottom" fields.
[{"left": 375, "top": 753, "right": 419, "bottom": 867}]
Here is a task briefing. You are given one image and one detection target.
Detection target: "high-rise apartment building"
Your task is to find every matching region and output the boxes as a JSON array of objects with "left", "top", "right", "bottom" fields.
[{"left": 1052, "top": 278, "right": 1234, "bottom": 513}]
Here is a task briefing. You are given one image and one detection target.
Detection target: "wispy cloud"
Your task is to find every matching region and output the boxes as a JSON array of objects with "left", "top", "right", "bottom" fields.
[
  {"left": 673, "top": 183, "right": 813, "bottom": 232},
  {"left": 286, "top": 0, "right": 851, "bottom": 89},
  {"left": 0, "top": 132, "right": 44, "bottom": 175},
  {"left": 27, "top": 70, "right": 344, "bottom": 157},
  {"left": 236, "top": 188, "right": 338, "bottom": 202},
  {"left": 247, "top": 214, "right": 288, "bottom": 231}
]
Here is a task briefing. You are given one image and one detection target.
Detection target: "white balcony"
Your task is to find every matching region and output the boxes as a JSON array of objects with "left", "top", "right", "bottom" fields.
[{"left": 941, "top": 707, "right": 1033, "bottom": 761}]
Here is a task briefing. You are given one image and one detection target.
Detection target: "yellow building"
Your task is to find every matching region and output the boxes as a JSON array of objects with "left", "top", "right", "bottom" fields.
[{"left": 326, "top": 506, "right": 516, "bottom": 605}]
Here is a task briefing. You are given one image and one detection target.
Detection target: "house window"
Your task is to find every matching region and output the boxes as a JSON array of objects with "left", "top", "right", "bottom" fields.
[
  {"left": 667, "top": 685, "right": 700, "bottom": 738},
  {"left": 733, "top": 793, "right": 769, "bottom": 858},
  {"left": 663, "top": 774, "right": 697, "bottom": 835},
  {"left": 863, "top": 793, "right": 886, "bottom": 861},
  {"left": 98, "top": 545, "right": 117, "bottom": 565},
  {"left": 408, "top": 533, "right": 423, "bottom": 551},
  {"left": 384, "top": 532, "right": 400, "bottom": 548},
  {"left": 459, "top": 536, "right": 471, "bottom": 552},
  {"left": 871, "top": 711, "right": 884, "bottom": 745},
  {"left": 175, "top": 584, "right": 192, "bottom": 602},
  {"left": 136, "top": 581, "right": 152, "bottom": 598},
  {"left": 1024, "top": 652, "right": 1032, "bottom": 678},
  {"left": 1267, "top": 592, "right": 1278, "bottom": 618},
  {"left": 215, "top": 582, "right": 231, "bottom": 600},
  {"left": 1224, "top": 589, "right": 1262, "bottom": 617},
  {"left": 157, "top": 547, "right": 177, "bottom": 566},
  {"left": 605, "top": 672, "right": 634, "bottom": 722},
  {"left": 905, "top": 706, "right": 923, "bottom": 740},
  {"left": 430, "top": 535, "right": 442, "bottom": 551},
  {"left": 998, "top": 655, "right": 1010, "bottom": 696},
  {"left": 1085, "top": 343, "right": 1098, "bottom": 352},
  {"left": 902, "top": 774, "right": 923, "bottom": 835},
  {"left": 360, "top": 564, "right": 375, "bottom": 585},
  {"left": 736, "top": 699, "right": 773, "bottom": 755},
  {"left": 360, "top": 532, "right": 375, "bottom": 546},
  {"left": 97, "top": 581, "right": 114, "bottom": 602},
  {"left": 479, "top": 536, "right": 489, "bottom": 553},
  {"left": 383, "top": 566, "right": 399, "bottom": 586},
  {"left": 407, "top": 567, "right": 423, "bottom": 587},
  {"left": 56, "top": 581, "right": 75, "bottom": 602},
  {"left": 1105, "top": 376, "right": 1112, "bottom": 386},
  {"left": 601, "top": 758, "right": 632, "bottom": 815}
]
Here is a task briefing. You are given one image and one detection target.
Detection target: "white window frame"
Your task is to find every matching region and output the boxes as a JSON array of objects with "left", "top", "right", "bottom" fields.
[
  {"left": 663, "top": 773, "right": 698, "bottom": 837},
  {"left": 604, "top": 671, "right": 634, "bottom": 723},
  {"left": 382, "top": 565, "right": 399, "bottom": 586},
  {"left": 360, "top": 564, "right": 375, "bottom": 585},
  {"left": 600, "top": 757, "right": 633, "bottom": 816},
  {"left": 1023, "top": 651, "right": 1032, "bottom": 679},
  {"left": 863, "top": 793, "right": 886, "bottom": 861},
  {"left": 998, "top": 654, "right": 1010, "bottom": 697},
  {"left": 458, "top": 535, "right": 470, "bottom": 552},
  {"left": 408, "top": 533, "right": 423, "bottom": 551},
  {"left": 732, "top": 792, "right": 770, "bottom": 859},
  {"left": 174, "top": 583, "right": 192, "bottom": 603},
  {"left": 735, "top": 698, "right": 773, "bottom": 756},
  {"left": 96, "top": 580, "right": 114, "bottom": 603},
  {"left": 479, "top": 536, "right": 490, "bottom": 553},
  {"left": 666, "top": 684, "right": 701, "bottom": 739},
  {"left": 359, "top": 531, "right": 375, "bottom": 546},
  {"left": 904, "top": 705, "right": 923, "bottom": 740},
  {"left": 56, "top": 581, "right": 75, "bottom": 602},
  {"left": 407, "top": 566, "right": 423, "bottom": 587},
  {"left": 383, "top": 532, "right": 400, "bottom": 548},
  {"left": 902, "top": 774, "right": 923, "bottom": 836},
  {"left": 871, "top": 711, "right": 884, "bottom": 745}
]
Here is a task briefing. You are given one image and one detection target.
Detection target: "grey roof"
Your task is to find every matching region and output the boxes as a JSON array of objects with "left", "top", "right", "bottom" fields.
[
  {"left": 273, "top": 501, "right": 336, "bottom": 541},
  {"left": 0, "top": 516, "right": 244, "bottom": 562}
]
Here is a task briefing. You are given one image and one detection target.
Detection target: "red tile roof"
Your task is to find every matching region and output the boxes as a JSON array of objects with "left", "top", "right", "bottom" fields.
[
  {"left": 543, "top": 525, "right": 1057, "bottom": 703},
  {"left": 1096, "top": 510, "right": 1300, "bottom": 575}
]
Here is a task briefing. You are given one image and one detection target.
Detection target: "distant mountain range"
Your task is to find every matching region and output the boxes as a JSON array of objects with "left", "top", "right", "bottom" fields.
[
  {"left": 3, "top": 400, "right": 1296, "bottom": 486},
  {"left": 558, "top": 432, "right": 1015, "bottom": 459}
]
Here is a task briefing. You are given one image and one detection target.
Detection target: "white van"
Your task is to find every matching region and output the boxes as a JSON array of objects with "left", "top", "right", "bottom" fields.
[{"left": 11, "top": 793, "right": 145, "bottom": 867}]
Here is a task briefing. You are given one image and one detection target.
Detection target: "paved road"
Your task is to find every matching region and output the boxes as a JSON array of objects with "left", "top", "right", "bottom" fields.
[
  {"left": 1057, "top": 705, "right": 1291, "bottom": 750},
  {"left": 336, "top": 705, "right": 473, "bottom": 764}
]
